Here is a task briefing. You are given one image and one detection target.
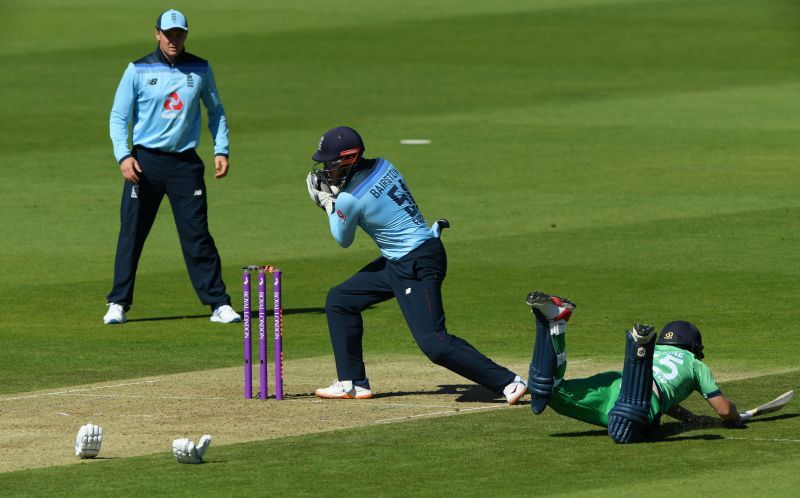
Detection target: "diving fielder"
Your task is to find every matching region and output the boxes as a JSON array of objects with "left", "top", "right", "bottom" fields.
[
  {"left": 305, "top": 126, "right": 527, "bottom": 404},
  {"left": 526, "top": 291, "right": 743, "bottom": 443}
]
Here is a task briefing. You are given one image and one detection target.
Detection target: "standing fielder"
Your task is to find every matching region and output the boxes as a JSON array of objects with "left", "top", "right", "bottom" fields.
[
  {"left": 525, "top": 291, "right": 743, "bottom": 443},
  {"left": 306, "top": 126, "right": 527, "bottom": 403},
  {"left": 105, "top": 9, "right": 240, "bottom": 325}
]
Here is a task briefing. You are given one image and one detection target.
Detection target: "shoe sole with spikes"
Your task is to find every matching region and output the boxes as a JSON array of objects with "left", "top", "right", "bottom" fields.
[
  {"left": 526, "top": 291, "right": 576, "bottom": 322},
  {"left": 631, "top": 323, "right": 656, "bottom": 344}
]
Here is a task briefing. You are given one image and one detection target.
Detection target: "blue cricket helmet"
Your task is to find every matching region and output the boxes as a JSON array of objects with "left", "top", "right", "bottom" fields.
[
  {"left": 656, "top": 321, "right": 704, "bottom": 359},
  {"left": 311, "top": 126, "right": 365, "bottom": 188}
]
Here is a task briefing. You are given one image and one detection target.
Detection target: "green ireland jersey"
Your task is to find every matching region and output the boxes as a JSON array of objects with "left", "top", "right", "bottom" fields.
[{"left": 652, "top": 345, "right": 721, "bottom": 412}]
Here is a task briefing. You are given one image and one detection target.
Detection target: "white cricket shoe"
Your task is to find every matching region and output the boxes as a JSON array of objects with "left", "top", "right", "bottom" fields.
[
  {"left": 210, "top": 304, "right": 242, "bottom": 323},
  {"left": 503, "top": 375, "right": 528, "bottom": 405},
  {"left": 315, "top": 380, "right": 373, "bottom": 399},
  {"left": 103, "top": 303, "right": 127, "bottom": 324},
  {"left": 526, "top": 291, "right": 576, "bottom": 322}
]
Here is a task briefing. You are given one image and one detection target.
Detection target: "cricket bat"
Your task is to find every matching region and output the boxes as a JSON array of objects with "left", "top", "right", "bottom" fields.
[{"left": 739, "top": 390, "right": 794, "bottom": 422}]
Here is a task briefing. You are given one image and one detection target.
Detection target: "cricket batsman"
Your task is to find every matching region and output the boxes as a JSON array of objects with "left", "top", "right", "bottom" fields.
[
  {"left": 305, "top": 126, "right": 527, "bottom": 403},
  {"left": 525, "top": 291, "right": 743, "bottom": 443}
]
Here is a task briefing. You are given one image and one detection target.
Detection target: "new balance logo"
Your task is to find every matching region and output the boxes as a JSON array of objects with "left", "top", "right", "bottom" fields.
[
  {"left": 131, "top": 185, "right": 139, "bottom": 199},
  {"left": 147, "top": 78, "right": 158, "bottom": 85},
  {"left": 194, "top": 189, "right": 203, "bottom": 197}
]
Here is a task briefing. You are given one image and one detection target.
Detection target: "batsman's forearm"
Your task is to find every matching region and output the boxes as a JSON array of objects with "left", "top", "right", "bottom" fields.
[
  {"left": 720, "top": 401, "right": 739, "bottom": 420},
  {"left": 666, "top": 404, "right": 694, "bottom": 422},
  {"left": 723, "top": 410, "right": 742, "bottom": 425},
  {"left": 709, "top": 396, "right": 742, "bottom": 426}
]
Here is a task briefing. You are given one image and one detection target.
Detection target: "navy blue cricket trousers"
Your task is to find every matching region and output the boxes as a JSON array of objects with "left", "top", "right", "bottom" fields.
[
  {"left": 325, "top": 238, "right": 516, "bottom": 393},
  {"left": 107, "top": 146, "right": 230, "bottom": 309}
]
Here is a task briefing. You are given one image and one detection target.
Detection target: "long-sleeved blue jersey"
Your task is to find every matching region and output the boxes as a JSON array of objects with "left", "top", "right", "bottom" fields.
[
  {"left": 330, "top": 159, "right": 436, "bottom": 260},
  {"left": 109, "top": 48, "right": 228, "bottom": 163}
]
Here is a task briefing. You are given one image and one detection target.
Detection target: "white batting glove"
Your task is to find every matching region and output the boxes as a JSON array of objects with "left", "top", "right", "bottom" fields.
[
  {"left": 172, "top": 435, "right": 212, "bottom": 464},
  {"left": 75, "top": 423, "right": 103, "bottom": 459},
  {"left": 306, "top": 172, "right": 339, "bottom": 215}
]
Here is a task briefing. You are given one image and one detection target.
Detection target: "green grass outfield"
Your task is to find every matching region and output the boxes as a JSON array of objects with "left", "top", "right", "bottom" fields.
[{"left": 1, "top": 0, "right": 799, "bottom": 495}]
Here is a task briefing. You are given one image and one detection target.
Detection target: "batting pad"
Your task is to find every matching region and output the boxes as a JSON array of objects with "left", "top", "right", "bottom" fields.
[
  {"left": 607, "top": 331, "right": 655, "bottom": 444},
  {"left": 529, "top": 317, "right": 557, "bottom": 414}
]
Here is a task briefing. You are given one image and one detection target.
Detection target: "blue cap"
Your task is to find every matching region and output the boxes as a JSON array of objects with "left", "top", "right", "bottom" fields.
[{"left": 156, "top": 9, "right": 188, "bottom": 31}]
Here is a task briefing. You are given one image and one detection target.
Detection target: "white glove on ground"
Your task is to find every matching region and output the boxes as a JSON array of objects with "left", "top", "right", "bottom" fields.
[
  {"left": 306, "top": 172, "right": 339, "bottom": 215},
  {"left": 75, "top": 423, "right": 103, "bottom": 458},
  {"left": 172, "top": 435, "right": 212, "bottom": 464}
]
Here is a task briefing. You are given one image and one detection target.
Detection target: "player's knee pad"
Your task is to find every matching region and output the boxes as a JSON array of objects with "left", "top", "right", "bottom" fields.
[
  {"left": 529, "top": 319, "right": 557, "bottom": 414},
  {"left": 607, "top": 330, "right": 656, "bottom": 444}
]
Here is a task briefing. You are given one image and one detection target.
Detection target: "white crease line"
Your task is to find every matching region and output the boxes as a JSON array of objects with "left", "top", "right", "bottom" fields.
[
  {"left": 3, "top": 384, "right": 499, "bottom": 409},
  {"left": 374, "top": 404, "right": 505, "bottom": 424},
  {"left": 725, "top": 436, "right": 800, "bottom": 444},
  {"left": 0, "top": 381, "right": 161, "bottom": 402},
  {"left": 291, "top": 398, "right": 468, "bottom": 409},
  {"left": 353, "top": 401, "right": 468, "bottom": 410},
  {"left": 372, "top": 402, "right": 466, "bottom": 409},
  {"left": 50, "top": 394, "right": 228, "bottom": 401}
]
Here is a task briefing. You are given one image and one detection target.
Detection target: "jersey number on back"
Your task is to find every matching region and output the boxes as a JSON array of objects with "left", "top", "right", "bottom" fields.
[{"left": 387, "top": 180, "right": 422, "bottom": 223}]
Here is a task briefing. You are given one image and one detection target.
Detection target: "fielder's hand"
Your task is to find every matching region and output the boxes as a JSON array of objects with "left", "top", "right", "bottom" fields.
[
  {"left": 214, "top": 155, "right": 230, "bottom": 179},
  {"left": 306, "top": 172, "right": 339, "bottom": 216},
  {"left": 172, "top": 435, "right": 212, "bottom": 464},
  {"left": 119, "top": 157, "right": 142, "bottom": 183},
  {"left": 75, "top": 423, "right": 103, "bottom": 459}
]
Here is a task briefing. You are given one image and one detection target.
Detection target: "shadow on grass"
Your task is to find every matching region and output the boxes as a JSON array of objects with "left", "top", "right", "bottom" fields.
[
  {"left": 551, "top": 429, "right": 607, "bottom": 438},
  {"left": 280, "top": 384, "right": 520, "bottom": 403},
  {"left": 656, "top": 413, "right": 799, "bottom": 438},
  {"left": 372, "top": 384, "right": 513, "bottom": 404},
  {"left": 262, "top": 385, "right": 508, "bottom": 403},
  {"left": 550, "top": 428, "right": 724, "bottom": 442},
  {"left": 127, "top": 307, "right": 325, "bottom": 323},
  {"left": 550, "top": 413, "right": 799, "bottom": 442},
  {"left": 742, "top": 413, "right": 799, "bottom": 424}
]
